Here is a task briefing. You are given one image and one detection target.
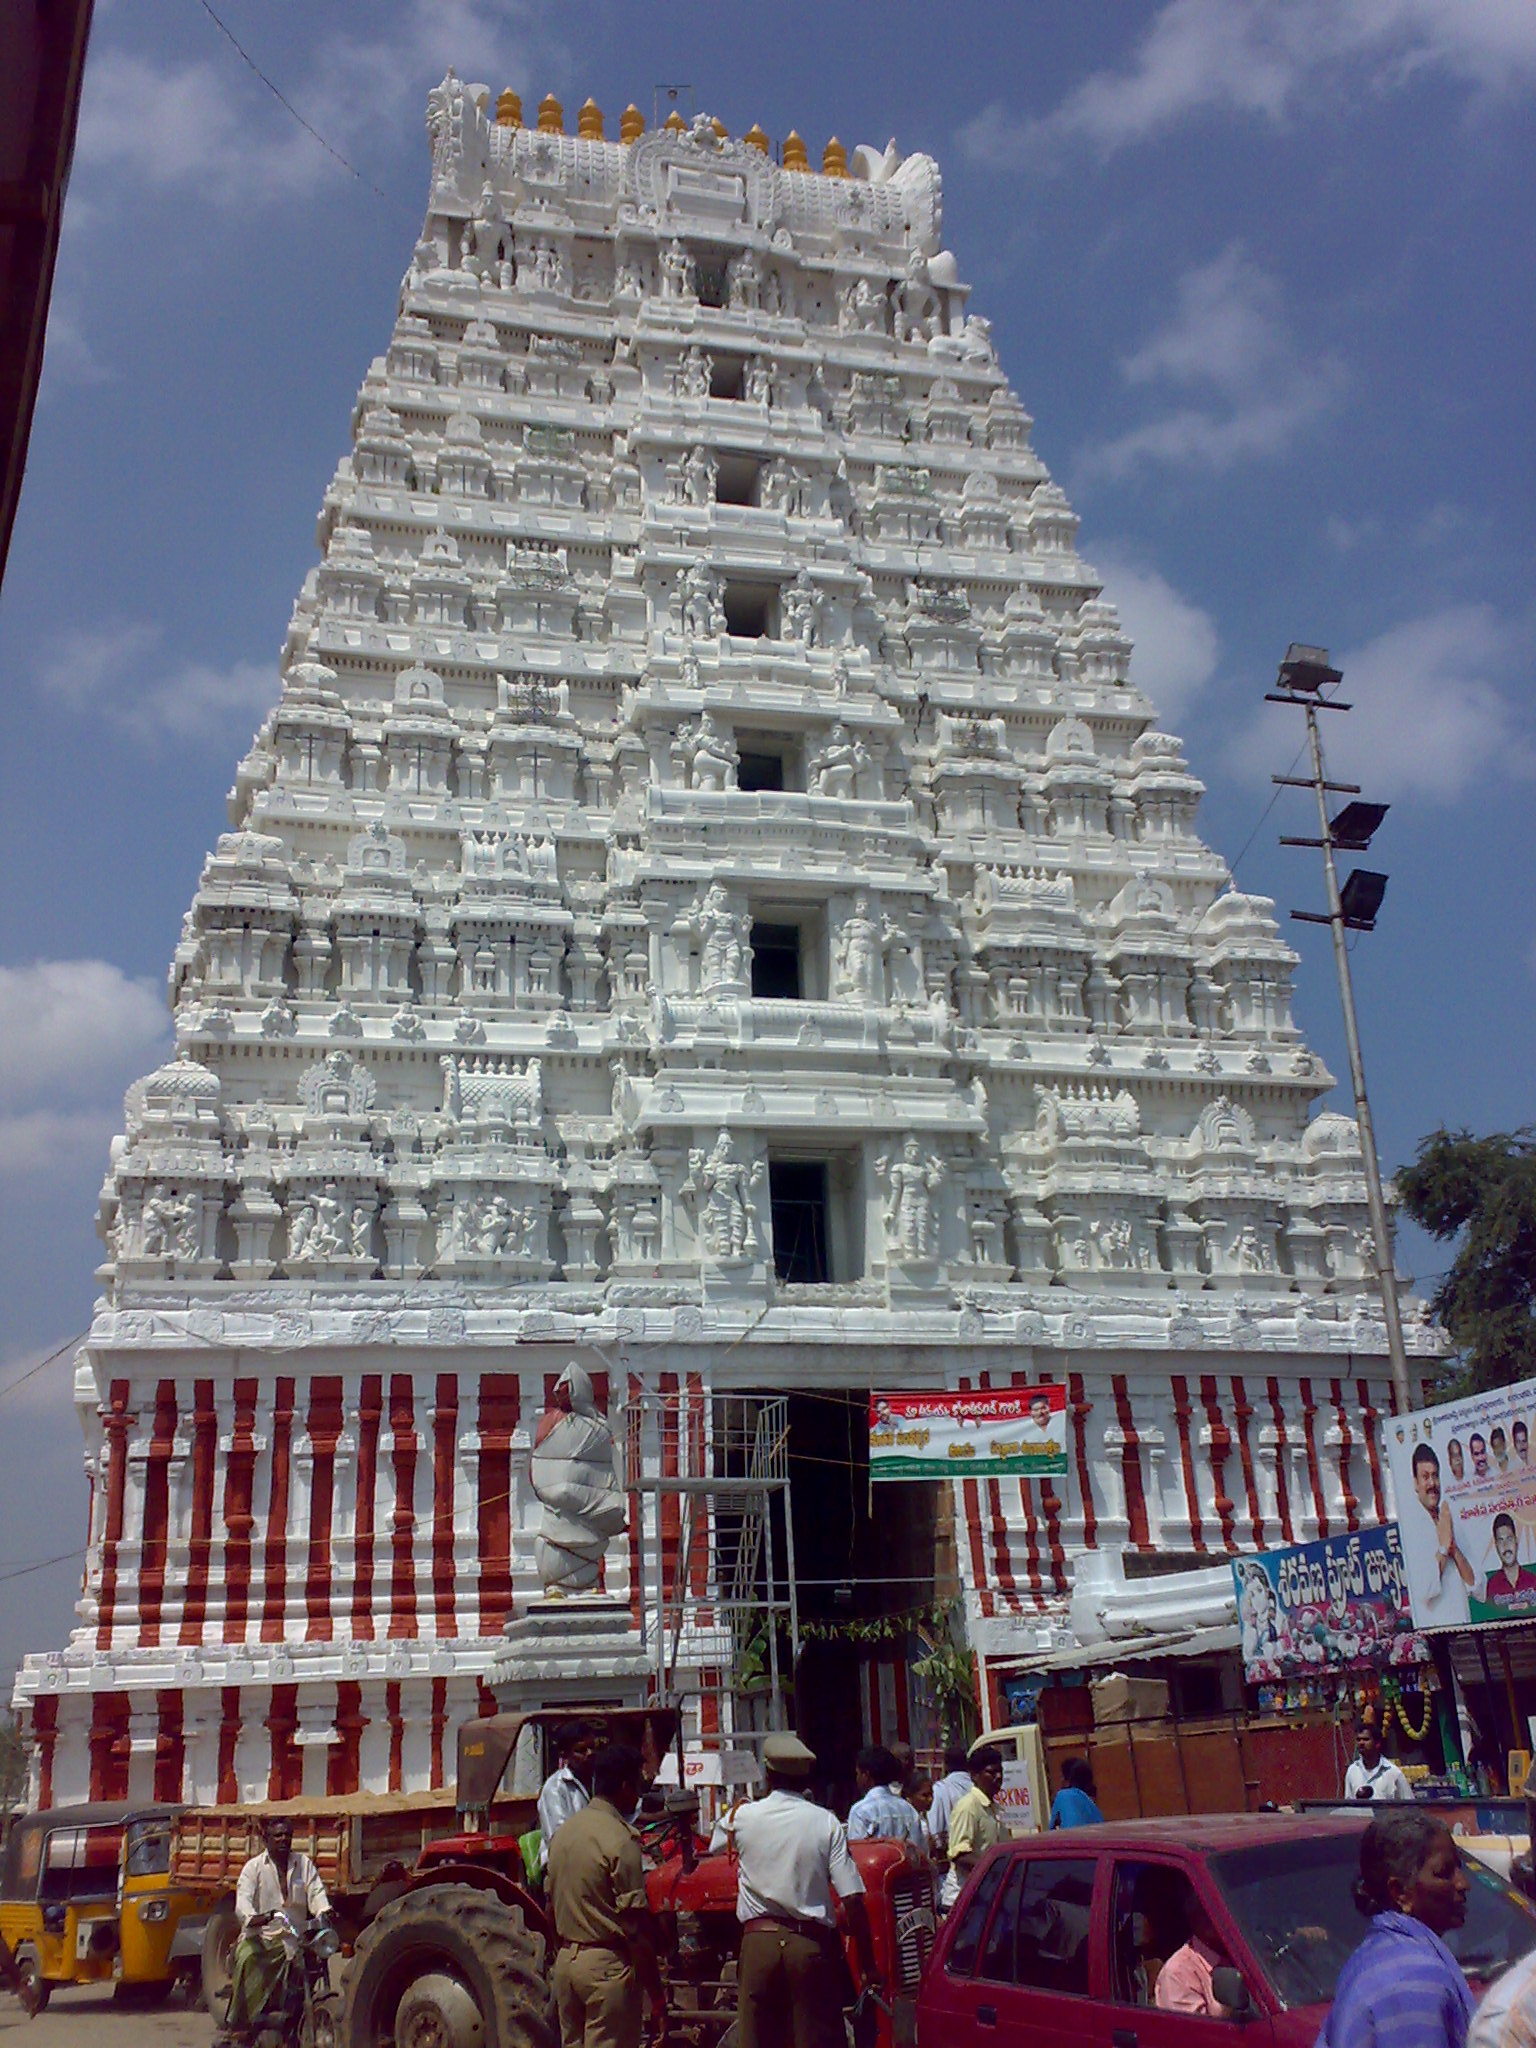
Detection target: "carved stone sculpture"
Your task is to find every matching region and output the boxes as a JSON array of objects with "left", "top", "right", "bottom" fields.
[
  {"left": 878, "top": 1136, "right": 944, "bottom": 1261},
  {"left": 530, "top": 1364, "right": 628, "bottom": 1595},
  {"left": 685, "top": 1130, "right": 763, "bottom": 1264}
]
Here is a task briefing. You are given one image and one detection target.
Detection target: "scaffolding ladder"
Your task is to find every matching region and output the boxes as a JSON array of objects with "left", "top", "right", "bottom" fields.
[{"left": 627, "top": 1392, "right": 799, "bottom": 1772}]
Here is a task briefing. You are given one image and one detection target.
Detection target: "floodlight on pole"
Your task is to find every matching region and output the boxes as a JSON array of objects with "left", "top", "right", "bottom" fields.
[{"left": 1268, "top": 645, "right": 1411, "bottom": 1413}]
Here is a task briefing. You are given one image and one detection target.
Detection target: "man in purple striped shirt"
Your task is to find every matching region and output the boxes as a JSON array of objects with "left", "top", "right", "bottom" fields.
[{"left": 1320, "top": 1812, "right": 1473, "bottom": 2048}]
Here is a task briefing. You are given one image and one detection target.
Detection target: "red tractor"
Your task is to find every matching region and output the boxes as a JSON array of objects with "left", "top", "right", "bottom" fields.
[{"left": 339, "top": 1709, "right": 936, "bottom": 2048}]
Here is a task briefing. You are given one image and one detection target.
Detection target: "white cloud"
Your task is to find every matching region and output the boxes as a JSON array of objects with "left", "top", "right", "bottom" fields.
[
  {"left": 0, "top": 960, "right": 168, "bottom": 1182},
  {"left": 1226, "top": 603, "right": 1534, "bottom": 801},
  {"left": 0, "top": 960, "right": 167, "bottom": 1109},
  {"left": 1079, "top": 245, "right": 1342, "bottom": 480},
  {"left": 1092, "top": 550, "right": 1220, "bottom": 721},
  {"left": 75, "top": 3, "right": 563, "bottom": 213},
  {"left": 960, "top": 0, "right": 1536, "bottom": 166},
  {"left": 38, "top": 620, "right": 277, "bottom": 743},
  {"left": 38, "top": 299, "right": 112, "bottom": 397}
]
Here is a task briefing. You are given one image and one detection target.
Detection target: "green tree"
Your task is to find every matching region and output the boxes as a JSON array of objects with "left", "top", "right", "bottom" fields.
[
  {"left": 0, "top": 1713, "right": 28, "bottom": 1825},
  {"left": 1396, "top": 1128, "right": 1536, "bottom": 1394}
]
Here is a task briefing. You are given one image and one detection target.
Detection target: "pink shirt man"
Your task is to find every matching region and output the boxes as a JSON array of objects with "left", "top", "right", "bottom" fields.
[{"left": 1156, "top": 1933, "right": 1225, "bottom": 2015}]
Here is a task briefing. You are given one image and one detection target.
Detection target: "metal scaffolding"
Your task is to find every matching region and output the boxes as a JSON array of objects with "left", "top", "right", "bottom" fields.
[{"left": 627, "top": 1392, "right": 799, "bottom": 1754}]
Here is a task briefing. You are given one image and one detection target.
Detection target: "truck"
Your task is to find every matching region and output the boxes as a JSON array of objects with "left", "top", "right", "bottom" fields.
[{"left": 171, "top": 1708, "right": 937, "bottom": 2047}]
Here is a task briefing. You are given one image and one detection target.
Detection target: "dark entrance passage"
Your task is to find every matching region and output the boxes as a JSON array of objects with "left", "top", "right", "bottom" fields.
[{"left": 778, "top": 1390, "right": 944, "bottom": 1805}]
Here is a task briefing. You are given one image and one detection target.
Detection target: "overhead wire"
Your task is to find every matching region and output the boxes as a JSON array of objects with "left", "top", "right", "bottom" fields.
[
  {"left": 0, "top": 1332, "right": 87, "bottom": 1406},
  {"left": 190, "top": 0, "right": 398, "bottom": 210},
  {"left": 1229, "top": 737, "right": 1308, "bottom": 881}
]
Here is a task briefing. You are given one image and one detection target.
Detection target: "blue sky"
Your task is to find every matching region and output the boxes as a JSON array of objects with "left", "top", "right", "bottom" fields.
[{"left": 1, "top": 0, "right": 1532, "bottom": 1691}]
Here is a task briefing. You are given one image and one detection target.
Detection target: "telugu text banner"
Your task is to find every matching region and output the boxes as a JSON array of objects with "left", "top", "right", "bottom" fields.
[{"left": 869, "top": 1387, "right": 1068, "bottom": 1481}]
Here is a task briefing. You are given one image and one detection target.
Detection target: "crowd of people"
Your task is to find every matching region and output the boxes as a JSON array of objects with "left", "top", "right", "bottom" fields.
[
  {"left": 538, "top": 1718, "right": 1112, "bottom": 2048},
  {"left": 158, "top": 1703, "right": 1536, "bottom": 2048}
]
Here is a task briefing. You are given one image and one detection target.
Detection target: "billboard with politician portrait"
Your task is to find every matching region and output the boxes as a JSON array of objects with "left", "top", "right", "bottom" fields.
[
  {"left": 868, "top": 1387, "right": 1068, "bottom": 1481},
  {"left": 1384, "top": 1376, "right": 1536, "bottom": 1630}
]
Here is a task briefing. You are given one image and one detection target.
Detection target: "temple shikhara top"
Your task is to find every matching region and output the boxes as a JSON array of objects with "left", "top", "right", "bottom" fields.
[{"left": 14, "top": 80, "right": 1438, "bottom": 1807}]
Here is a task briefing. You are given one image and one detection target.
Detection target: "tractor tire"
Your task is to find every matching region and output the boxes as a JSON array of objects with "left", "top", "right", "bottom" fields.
[
  {"left": 340, "top": 1883, "right": 556, "bottom": 2048},
  {"left": 202, "top": 1896, "right": 239, "bottom": 2017}
]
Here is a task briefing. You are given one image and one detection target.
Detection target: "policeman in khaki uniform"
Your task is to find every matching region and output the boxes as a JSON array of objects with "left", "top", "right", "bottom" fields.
[
  {"left": 546, "top": 1744, "right": 666, "bottom": 2048},
  {"left": 723, "top": 1732, "right": 876, "bottom": 2048}
]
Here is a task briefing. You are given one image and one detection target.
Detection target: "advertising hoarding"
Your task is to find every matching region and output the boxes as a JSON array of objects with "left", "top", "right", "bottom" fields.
[
  {"left": 868, "top": 1387, "right": 1068, "bottom": 1481},
  {"left": 1232, "top": 1525, "right": 1426, "bottom": 1684},
  {"left": 1384, "top": 1377, "right": 1536, "bottom": 1630}
]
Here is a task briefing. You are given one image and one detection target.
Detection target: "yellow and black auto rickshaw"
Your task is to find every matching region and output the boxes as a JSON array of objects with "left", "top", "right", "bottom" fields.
[{"left": 0, "top": 1802, "right": 199, "bottom": 2009}]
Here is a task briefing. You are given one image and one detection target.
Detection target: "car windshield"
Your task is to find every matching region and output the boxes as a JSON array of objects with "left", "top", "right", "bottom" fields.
[{"left": 1212, "top": 1834, "right": 1536, "bottom": 2008}]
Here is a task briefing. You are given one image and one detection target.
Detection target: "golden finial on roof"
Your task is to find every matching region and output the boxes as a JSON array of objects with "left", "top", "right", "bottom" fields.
[
  {"left": 578, "top": 97, "right": 603, "bottom": 139},
  {"left": 782, "top": 129, "right": 809, "bottom": 171},
  {"left": 743, "top": 123, "right": 770, "bottom": 155},
  {"left": 496, "top": 89, "right": 523, "bottom": 128},
  {"left": 711, "top": 116, "right": 728, "bottom": 139},
  {"left": 620, "top": 103, "right": 644, "bottom": 144},
  {"left": 538, "top": 91, "right": 564, "bottom": 133},
  {"left": 822, "top": 136, "right": 848, "bottom": 177},
  {"left": 664, "top": 108, "right": 686, "bottom": 134}
]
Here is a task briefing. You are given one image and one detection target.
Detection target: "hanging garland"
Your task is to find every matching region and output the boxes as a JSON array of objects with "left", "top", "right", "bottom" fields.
[{"left": 1394, "top": 1691, "right": 1433, "bottom": 1744}]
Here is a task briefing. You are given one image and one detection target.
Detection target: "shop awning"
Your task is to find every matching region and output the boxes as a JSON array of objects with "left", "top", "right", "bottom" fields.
[{"left": 989, "top": 1622, "right": 1242, "bottom": 1677}]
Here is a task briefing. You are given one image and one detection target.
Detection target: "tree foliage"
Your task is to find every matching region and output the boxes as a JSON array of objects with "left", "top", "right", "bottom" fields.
[
  {"left": 1396, "top": 1128, "right": 1536, "bottom": 1394},
  {"left": 0, "top": 1713, "right": 28, "bottom": 1823}
]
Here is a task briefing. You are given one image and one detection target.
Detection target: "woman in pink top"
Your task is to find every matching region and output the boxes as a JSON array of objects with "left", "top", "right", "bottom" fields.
[{"left": 1155, "top": 1894, "right": 1231, "bottom": 2016}]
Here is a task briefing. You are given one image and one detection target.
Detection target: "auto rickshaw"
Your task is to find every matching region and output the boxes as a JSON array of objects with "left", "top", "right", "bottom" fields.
[{"left": 0, "top": 1802, "right": 197, "bottom": 2010}]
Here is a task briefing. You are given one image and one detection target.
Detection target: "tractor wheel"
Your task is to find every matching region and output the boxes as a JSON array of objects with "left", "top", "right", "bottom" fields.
[
  {"left": 13, "top": 1946, "right": 50, "bottom": 2016},
  {"left": 340, "top": 1883, "right": 556, "bottom": 2048},
  {"left": 202, "top": 1896, "right": 239, "bottom": 2017}
]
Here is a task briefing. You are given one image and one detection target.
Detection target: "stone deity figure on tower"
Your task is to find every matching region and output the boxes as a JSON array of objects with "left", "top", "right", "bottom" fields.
[
  {"left": 685, "top": 1130, "right": 763, "bottom": 1264},
  {"left": 835, "top": 892, "right": 886, "bottom": 1003},
  {"left": 697, "top": 882, "right": 749, "bottom": 991},
  {"left": 529, "top": 1364, "right": 627, "bottom": 1596},
  {"left": 878, "top": 1136, "right": 944, "bottom": 1262},
  {"left": 680, "top": 560, "right": 725, "bottom": 639}
]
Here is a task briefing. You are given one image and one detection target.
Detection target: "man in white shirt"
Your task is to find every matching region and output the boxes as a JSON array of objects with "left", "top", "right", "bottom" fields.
[
  {"left": 538, "top": 1718, "right": 600, "bottom": 1871},
  {"left": 219, "top": 1816, "right": 331, "bottom": 2043},
  {"left": 927, "top": 1745, "right": 972, "bottom": 1861},
  {"left": 1343, "top": 1706, "right": 1414, "bottom": 1803},
  {"left": 1398, "top": 1442, "right": 1473, "bottom": 1625},
  {"left": 725, "top": 1732, "right": 875, "bottom": 2048},
  {"left": 846, "top": 1745, "right": 928, "bottom": 1852}
]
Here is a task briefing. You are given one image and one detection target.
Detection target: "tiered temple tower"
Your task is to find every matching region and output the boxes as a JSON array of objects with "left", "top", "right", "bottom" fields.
[{"left": 14, "top": 80, "right": 1436, "bottom": 1806}]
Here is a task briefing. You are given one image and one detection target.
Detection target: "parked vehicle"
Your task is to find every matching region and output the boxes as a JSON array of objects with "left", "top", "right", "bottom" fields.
[
  {"left": 917, "top": 1811, "right": 1536, "bottom": 2048},
  {"left": 0, "top": 1801, "right": 200, "bottom": 2011},
  {"left": 338, "top": 1708, "right": 937, "bottom": 2048}
]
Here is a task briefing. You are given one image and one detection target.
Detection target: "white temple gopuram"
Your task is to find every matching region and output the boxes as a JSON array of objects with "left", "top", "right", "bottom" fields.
[{"left": 13, "top": 81, "right": 1438, "bottom": 1806}]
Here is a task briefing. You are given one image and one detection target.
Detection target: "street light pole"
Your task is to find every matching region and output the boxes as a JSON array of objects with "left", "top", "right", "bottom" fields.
[
  {"left": 1267, "top": 645, "right": 1413, "bottom": 1416},
  {"left": 1299, "top": 699, "right": 1412, "bottom": 1415}
]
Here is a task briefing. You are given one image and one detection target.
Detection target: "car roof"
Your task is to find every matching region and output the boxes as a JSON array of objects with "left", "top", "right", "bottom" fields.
[{"left": 1006, "top": 1812, "right": 1371, "bottom": 1850}]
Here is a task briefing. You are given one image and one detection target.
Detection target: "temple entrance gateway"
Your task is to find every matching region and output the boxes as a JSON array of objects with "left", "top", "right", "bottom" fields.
[{"left": 12, "top": 78, "right": 1421, "bottom": 1809}]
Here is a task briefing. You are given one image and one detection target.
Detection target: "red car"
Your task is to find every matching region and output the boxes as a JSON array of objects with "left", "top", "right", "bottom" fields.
[{"left": 917, "top": 1812, "right": 1536, "bottom": 2048}]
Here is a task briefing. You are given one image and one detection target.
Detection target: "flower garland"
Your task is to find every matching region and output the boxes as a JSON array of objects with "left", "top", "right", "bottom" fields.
[{"left": 1393, "top": 1691, "right": 1434, "bottom": 1744}]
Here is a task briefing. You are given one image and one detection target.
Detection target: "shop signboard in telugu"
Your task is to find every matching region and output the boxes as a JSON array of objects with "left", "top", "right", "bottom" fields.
[
  {"left": 868, "top": 1387, "right": 1067, "bottom": 1481},
  {"left": 1232, "top": 1526, "right": 1426, "bottom": 1684},
  {"left": 1384, "top": 1375, "right": 1536, "bottom": 1630}
]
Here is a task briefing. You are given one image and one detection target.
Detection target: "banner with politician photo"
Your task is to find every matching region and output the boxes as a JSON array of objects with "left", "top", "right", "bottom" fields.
[
  {"left": 1384, "top": 1376, "right": 1536, "bottom": 1630},
  {"left": 868, "top": 1387, "right": 1068, "bottom": 1480},
  {"left": 1232, "top": 1526, "right": 1425, "bottom": 1684}
]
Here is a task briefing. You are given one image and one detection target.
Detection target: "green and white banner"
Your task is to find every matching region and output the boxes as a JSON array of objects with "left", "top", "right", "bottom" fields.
[{"left": 869, "top": 1387, "right": 1068, "bottom": 1481}]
